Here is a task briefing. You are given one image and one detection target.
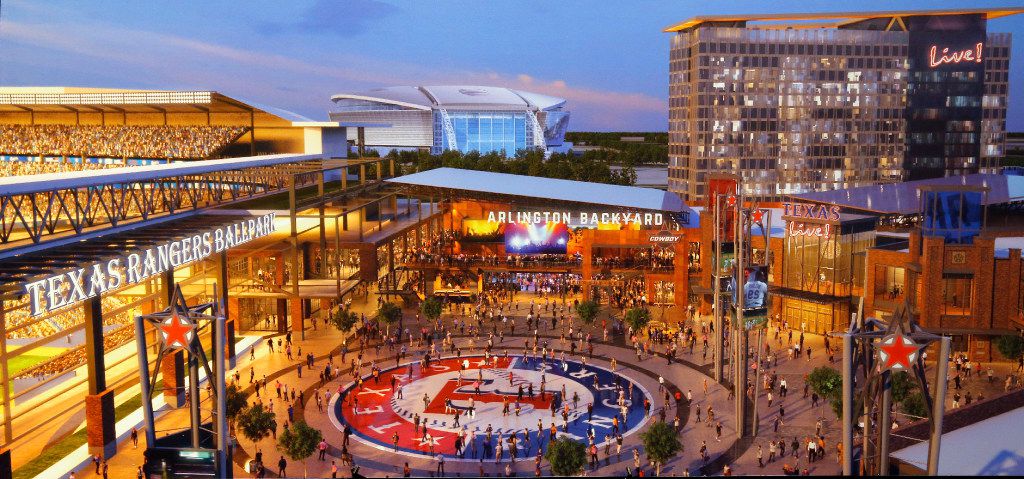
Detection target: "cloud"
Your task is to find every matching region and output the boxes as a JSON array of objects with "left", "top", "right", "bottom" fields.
[
  {"left": 0, "top": 17, "right": 666, "bottom": 130},
  {"left": 261, "top": 0, "right": 398, "bottom": 37}
]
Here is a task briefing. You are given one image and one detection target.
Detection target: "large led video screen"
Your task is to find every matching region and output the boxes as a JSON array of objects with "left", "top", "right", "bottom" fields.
[{"left": 504, "top": 222, "right": 569, "bottom": 254}]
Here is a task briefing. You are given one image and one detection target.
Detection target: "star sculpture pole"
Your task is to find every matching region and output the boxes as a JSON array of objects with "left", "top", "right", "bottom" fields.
[
  {"left": 840, "top": 302, "right": 950, "bottom": 476},
  {"left": 136, "top": 284, "right": 219, "bottom": 450}
]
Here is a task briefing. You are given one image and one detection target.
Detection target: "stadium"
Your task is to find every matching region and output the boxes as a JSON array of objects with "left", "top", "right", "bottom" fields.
[{"left": 328, "top": 85, "right": 571, "bottom": 155}]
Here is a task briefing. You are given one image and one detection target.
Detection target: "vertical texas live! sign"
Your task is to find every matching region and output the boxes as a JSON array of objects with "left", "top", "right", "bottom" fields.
[{"left": 23, "top": 213, "right": 277, "bottom": 317}]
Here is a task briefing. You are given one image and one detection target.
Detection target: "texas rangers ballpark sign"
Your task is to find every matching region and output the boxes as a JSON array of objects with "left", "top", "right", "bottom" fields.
[{"left": 330, "top": 355, "right": 651, "bottom": 459}]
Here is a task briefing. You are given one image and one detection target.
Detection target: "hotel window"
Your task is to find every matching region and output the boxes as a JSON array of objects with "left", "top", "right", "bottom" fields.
[
  {"left": 873, "top": 265, "right": 905, "bottom": 304},
  {"left": 941, "top": 276, "right": 973, "bottom": 317}
]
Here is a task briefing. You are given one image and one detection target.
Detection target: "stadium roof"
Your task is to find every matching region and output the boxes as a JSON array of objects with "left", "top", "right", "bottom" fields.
[
  {"left": 664, "top": 7, "right": 1024, "bottom": 32},
  {"left": 331, "top": 86, "right": 566, "bottom": 111},
  {"left": 0, "top": 86, "right": 320, "bottom": 124},
  {"left": 792, "top": 174, "right": 1024, "bottom": 214},
  {"left": 386, "top": 167, "right": 689, "bottom": 213},
  {"left": 0, "top": 153, "right": 321, "bottom": 196}
]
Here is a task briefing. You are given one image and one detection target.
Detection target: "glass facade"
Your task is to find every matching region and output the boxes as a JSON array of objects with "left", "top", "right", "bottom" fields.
[
  {"left": 668, "top": 16, "right": 1012, "bottom": 202},
  {"left": 904, "top": 14, "right": 987, "bottom": 179},
  {"left": 433, "top": 111, "right": 533, "bottom": 155},
  {"left": 779, "top": 223, "right": 874, "bottom": 333}
]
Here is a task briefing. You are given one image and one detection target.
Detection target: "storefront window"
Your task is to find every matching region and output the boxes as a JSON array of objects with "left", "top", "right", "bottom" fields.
[
  {"left": 942, "top": 276, "right": 973, "bottom": 316},
  {"left": 783, "top": 226, "right": 874, "bottom": 297},
  {"left": 654, "top": 281, "right": 675, "bottom": 305},
  {"left": 376, "top": 243, "right": 391, "bottom": 280},
  {"left": 873, "top": 265, "right": 906, "bottom": 304},
  {"left": 688, "top": 242, "right": 701, "bottom": 273}
]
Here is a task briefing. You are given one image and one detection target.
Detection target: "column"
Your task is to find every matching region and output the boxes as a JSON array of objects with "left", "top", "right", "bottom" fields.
[
  {"left": 84, "top": 296, "right": 116, "bottom": 458},
  {"left": 290, "top": 298, "right": 304, "bottom": 333},
  {"left": 214, "top": 252, "right": 235, "bottom": 366},
  {"left": 0, "top": 447, "right": 10, "bottom": 479},
  {"left": 581, "top": 232, "right": 593, "bottom": 300}
]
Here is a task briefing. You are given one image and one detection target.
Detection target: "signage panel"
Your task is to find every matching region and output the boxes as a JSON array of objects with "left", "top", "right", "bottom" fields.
[{"left": 23, "top": 213, "right": 277, "bottom": 316}]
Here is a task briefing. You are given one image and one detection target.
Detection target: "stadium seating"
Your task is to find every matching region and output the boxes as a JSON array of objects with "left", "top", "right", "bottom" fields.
[{"left": 0, "top": 124, "right": 248, "bottom": 159}]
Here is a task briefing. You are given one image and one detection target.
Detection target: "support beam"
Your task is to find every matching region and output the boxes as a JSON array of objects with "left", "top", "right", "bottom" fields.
[
  {"left": 215, "top": 316, "right": 230, "bottom": 478},
  {"left": 84, "top": 295, "right": 107, "bottom": 394},
  {"left": 842, "top": 333, "right": 854, "bottom": 476},
  {"left": 135, "top": 315, "right": 157, "bottom": 448},
  {"left": 880, "top": 372, "right": 893, "bottom": 474},
  {"left": 713, "top": 194, "right": 723, "bottom": 383},
  {"left": 214, "top": 251, "right": 234, "bottom": 367},
  {"left": 0, "top": 308, "right": 12, "bottom": 444},
  {"left": 927, "top": 337, "right": 951, "bottom": 476}
]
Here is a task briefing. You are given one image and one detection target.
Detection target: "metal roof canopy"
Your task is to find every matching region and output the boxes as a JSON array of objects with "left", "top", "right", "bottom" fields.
[
  {"left": 385, "top": 167, "right": 690, "bottom": 214},
  {"left": 664, "top": 7, "right": 1024, "bottom": 32},
  {"left": 0, "top": 153, "right": 323, "bottom": 196},
  {"left": 791, "top": 174, "right": 1024, "bottom": 215},
  {"left": 0, "top": 87, "right": 316, "bottom": 123}
]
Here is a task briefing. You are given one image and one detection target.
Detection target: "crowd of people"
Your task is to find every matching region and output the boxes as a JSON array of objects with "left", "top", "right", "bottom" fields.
[
  {"left": 5, "top": 296, "right": 128, "bottom": 340},
  {"left": 14, "top": 324, "right": 135, "bottom": 381},
  {"left": 0, "top": 157, "right": 128, "bottom": 177},
  {"left": 0, "top": 125, "right": 248, "bottom": 159}
]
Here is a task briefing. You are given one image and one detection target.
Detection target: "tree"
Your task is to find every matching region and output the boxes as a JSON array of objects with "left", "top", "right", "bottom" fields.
[
  {"left": 901, "top": 391, "right": 929, "bottom": 419},
  {"left": 544, "top": 437, "right": 587, "bottom": 476},
  {"left": 995, "top": 335, "right": 1024, "bottom": 360},
  {"left": 237, "top": 403, "right": 277, "bottom": 455},
  {"left": 625, "top": 307, "right": 651, "bottom": 334},
  {"left": 278, "top": 420, "right": 322, "bottom": 478},
  {"left": 576, "top": 300, "right": 600, "bottom": 327},
  {"left": 890, "top": 371, "right": 917, "bottom": 404},
  {"left": 807, "top": 366, "right": 844, "bottom": 417},
  {"left": 225, "top": 383, "right": 249, "bottom": 431},
  {"left": 376, "top": 301, "right": 403, "bottom": 335},
  {"left": 420, "top": 296, "right": 443, "bottom": 323},
  {"left": 331, "top": 307, "right": 359, "bottom": 335},
  {"left": 640, "top": 420, "right": 682, "bottom": 476},
  {"left": 376, "top": 302, "right": 402, "bottom": 324}
]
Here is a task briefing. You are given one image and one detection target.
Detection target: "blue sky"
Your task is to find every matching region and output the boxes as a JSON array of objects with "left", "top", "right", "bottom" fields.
[{"left": 2, "top": 0, "right": 1023, "bottom": 131}]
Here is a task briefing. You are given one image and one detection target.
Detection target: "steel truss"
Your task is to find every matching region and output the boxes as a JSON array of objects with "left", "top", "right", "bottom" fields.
[{"left": 0, "top": 161, "right": 324, "bottom": 247}]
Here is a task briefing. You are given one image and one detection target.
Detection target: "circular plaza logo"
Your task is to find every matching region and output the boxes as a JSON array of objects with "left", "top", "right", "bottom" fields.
[{"left": 330, "top": 355, "right": 651, "bottom": 459}]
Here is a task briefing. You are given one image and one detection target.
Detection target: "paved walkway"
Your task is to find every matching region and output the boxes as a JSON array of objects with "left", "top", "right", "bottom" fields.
[{"left": 76, "top": 289, "right": 1024, "bottom": 478}]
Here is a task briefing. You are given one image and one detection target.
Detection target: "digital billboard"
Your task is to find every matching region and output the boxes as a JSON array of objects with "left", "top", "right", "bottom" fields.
[{"left": 504, "top": 222, "right": 570, "bottom": 254}]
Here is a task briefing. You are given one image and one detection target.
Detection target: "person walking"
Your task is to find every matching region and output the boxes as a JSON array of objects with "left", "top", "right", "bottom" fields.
[
  {"left": 277, "top": 456, "right": 287, "bottom": 477},
  {"left": 131, "top": 427, "right": 138, "bottom": 448},
  {"left": 436, "top": 454, "right": 446, "bottom": 475}
]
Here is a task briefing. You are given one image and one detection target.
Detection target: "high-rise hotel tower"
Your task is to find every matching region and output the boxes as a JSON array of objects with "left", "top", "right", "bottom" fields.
[{"left": 665, "top": 8, "right": 1020, "bottom": 201}]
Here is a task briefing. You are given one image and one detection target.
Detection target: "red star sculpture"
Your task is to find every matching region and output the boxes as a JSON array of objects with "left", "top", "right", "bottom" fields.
[
  {"left": 160, "top": 310, "right": 194, "bottom": 349},
  {"left": 726, "top": 195, "right": 736, "bottom": 207},
  {"left": 876, "top": 332, "right": 922, "bottom": 371},
  {"left": 752, "top": 209, "right": 764, "bottom": 223}
]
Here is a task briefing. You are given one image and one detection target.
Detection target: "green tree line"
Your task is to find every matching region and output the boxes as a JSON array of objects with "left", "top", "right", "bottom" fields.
[
  {"left": 383, "top": 148, "right": 637, "bottom": 186},
  {"left": 565, "top": 132, "right": 668, "bottom": 165}
]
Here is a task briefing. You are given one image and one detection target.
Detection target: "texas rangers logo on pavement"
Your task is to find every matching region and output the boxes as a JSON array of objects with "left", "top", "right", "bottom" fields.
[{"left": 330, "top": 355, "right": 651, "bottom": 459}]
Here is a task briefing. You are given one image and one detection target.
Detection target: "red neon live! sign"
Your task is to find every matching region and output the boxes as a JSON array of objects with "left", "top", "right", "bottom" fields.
[{"left": 929, "top": 42, "right": 983, "bottom": 68}]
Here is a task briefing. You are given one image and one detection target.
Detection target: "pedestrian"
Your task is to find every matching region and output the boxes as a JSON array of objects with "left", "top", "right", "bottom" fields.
[{"left": 131, "top": 427, "right": 138, "bottom": 448}]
